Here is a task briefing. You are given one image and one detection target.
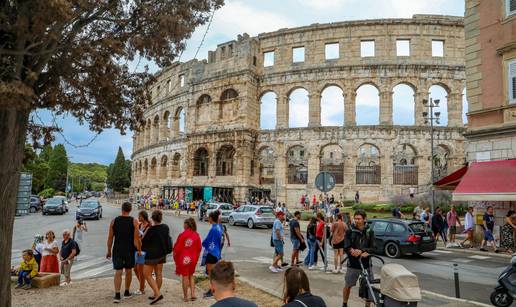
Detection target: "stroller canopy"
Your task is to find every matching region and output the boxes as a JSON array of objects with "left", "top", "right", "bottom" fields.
[{"left": 380, "top": 263, "right": 421, "bottom": 302}]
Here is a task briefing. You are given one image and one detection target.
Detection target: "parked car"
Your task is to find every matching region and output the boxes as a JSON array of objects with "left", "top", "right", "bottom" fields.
[
  {"left": 29, "top": 196, "right": 41, "bottom": 213},
  {"left": 204, "top": 202, "right": 233, "bottom": 222},
  {"left": 76, "top": 199, "right": 103, "bottom": 220},
  {"left": 367, "top": 218, "right": 436, "bottom": 258},
  {"left": 53, "top": 195, "right": 69, "bottom": 212},
  {"left": 229, "top": 205, "right": 275, "bottom": 229},
  {"left": 42, "top": 197, "right": 66, "bottom": 215}
]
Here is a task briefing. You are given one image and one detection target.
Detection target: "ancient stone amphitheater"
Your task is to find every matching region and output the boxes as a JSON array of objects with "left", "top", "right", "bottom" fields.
[{"left": 131, "top": 14, "right": 467, "bottom": 204}]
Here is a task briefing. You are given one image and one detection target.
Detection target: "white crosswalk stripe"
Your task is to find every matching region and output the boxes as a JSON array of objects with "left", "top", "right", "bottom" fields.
[
  {"left": 434, "top": 250, "right": 453, "bottom": 254},
  {"left": 73, "top": 263, "right": 113, "bottom": 280},
  {"left": 468, "top": 255, "right": 491, "bottom": 260}
]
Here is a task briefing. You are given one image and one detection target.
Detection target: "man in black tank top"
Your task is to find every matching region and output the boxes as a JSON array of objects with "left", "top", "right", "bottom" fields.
[{"left": 107, "top": 202, "right": 141, "bottom": 303}]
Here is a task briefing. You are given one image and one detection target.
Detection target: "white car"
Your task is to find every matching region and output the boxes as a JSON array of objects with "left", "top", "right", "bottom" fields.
[
  {"left": 228, "top": 205, "right": 275, "bottom": 229},
  {"left": 204, "top": 202, "right": 233, "bottom": 222}
]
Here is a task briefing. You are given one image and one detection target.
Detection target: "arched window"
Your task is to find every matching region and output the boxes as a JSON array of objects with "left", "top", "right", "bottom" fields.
[
  {"left": 216, "top": 145, "right": 235, "bottom": 176},
  {"left": 150, "top": 157, "right": 157, "bottom": 177},
  {"left": 193, "top": 148, "right": 209, "bottom": 176},
  {"left": 143, "top": 159, "right": 148, "bottom": 180},
  {"left": 288, "top": 88, "right": 309, "bottom": 128},
  {"left": 259, "top": 147, "right": 275, "bottom": 184},
  {"left": 320, "top": 144, "right": 344, "bottom": 184},
  {"left": 392, "top": 84, "right": 415, "bottom": 125},
  {"left": 171, "top": 153, "right": 181, "bottom": 178},
  {"left": 152, "top": 115, "right": 160, "bottom": 144},
  {"left": 287, "top": 146, "right": 308, "bottom": 184},
  {"left": 321, "top": 86, "right": 344, "bottom": 126},
  {"left": 162, "top": 111, "right": 170, "bottom": 141},
  {"left": 462, "top": 88, "right": 468, "bottom": 125},
  {"left": 260, "top": 92, "right": 277, "bottom": 129},
  {"left": 393, "top": 144, "right": 418, "bottom": 185},
  {"left": 159, "top": 155, "right": 168, "bottom": 180},
  {"left": 220, "top": 88, "right": 238, "bottom": 100},
  {"left": 356, "top": 144, "right": 381, "bottom": 184},
  {"left": 433, "top": 145, "right": 450, "bottom": 181},
  {"left": 429, "top": 85, "right": 449, "bottom": 126},
  {"left": 356, "top": 84, "right": 379, "bottom": 125},
  {"left": 175, "top": 107, "right": 186, "bottom": 134},
  {"left": 196, "top": 94, "right": 211, "bottom": 124}
]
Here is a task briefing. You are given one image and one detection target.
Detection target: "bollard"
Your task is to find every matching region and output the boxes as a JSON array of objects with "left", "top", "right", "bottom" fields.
[{"left": 453, "top": 263, "right": 460, "bottom": 298}]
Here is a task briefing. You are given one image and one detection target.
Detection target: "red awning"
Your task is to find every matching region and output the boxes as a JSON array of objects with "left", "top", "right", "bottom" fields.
[
  {"left": 433, "top": 165, "right": 468, "bottom": 190},
  {"left": 452, "top": 159, "right": 516, "bottom": 201}
]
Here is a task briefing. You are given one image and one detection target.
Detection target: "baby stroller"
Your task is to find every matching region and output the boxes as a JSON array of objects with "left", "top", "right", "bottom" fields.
[{"left": 359, "top": 256, "right": 422, "bottom": 306}]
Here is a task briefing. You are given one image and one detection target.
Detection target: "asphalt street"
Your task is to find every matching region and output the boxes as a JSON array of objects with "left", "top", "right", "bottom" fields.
[{"left": 11, "top": 201, "right": 506, "bottom": 306}]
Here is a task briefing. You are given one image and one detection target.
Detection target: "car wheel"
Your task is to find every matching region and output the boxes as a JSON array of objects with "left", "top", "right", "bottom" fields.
[
  {"left": 29, "top": 207, "right": 36, "bottom": 213},
  {"left": 229, "top": 217, "right": 235, "bottom": 226},
  {"left": 247, "top": 219, "right": 254, "bottom": 229},
  {"left": 491, "top": 289, "right": 513, "bottom": 307},
  {"left": 384, "top": 242, "right": 401, "bottom": 258},
  {"left": 267, "top": 225, "right": 273, "bottom": 229}
]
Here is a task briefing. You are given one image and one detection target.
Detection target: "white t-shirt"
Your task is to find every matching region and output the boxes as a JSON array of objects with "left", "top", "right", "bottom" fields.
[{"left": 41, "top": 240, "right": 59, "bottom": 256}]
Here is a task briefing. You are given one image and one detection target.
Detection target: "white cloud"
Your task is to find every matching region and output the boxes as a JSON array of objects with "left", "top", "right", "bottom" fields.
[
  {"left": 289, "top": 89, "right": 309, "bottom": 127},
  {"left": 321, "top": 86, "right": 344, "bottom": 126}
]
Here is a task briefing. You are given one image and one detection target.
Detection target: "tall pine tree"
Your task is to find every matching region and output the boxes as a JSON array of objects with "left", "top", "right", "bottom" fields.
[
  {"left": 45, "top": 144, "right": 68, "bottom": 192},
  {"left": 108, "top": 147, "right": 131, "bottom": 192}
]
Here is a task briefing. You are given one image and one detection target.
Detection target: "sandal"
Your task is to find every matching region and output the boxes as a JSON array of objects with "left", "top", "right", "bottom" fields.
[
  {"left": 150, "top": 295, "right": 163, "bottom": 305},
  {"left": 191, "top": 297, "right": 197, "bottom": 301}
]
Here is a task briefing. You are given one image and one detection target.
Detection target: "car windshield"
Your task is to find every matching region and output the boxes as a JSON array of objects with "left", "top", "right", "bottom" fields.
[
  {"left": 220, "top": 205, "right": 232, "bottom": 210},
  {"left": 208, "top": 204, "right": 217, "bottom": 209},
  {"left": 81, "top": 202, "right": 98, "bottom": 208},
  {"left": 46, "top": 199, "right": 61, "bottom": 205},
  {"left": 409, "top": 223, "right": 428, "bottom": 233},
  {"left": 260, "top": 207, "right": 273, "bottom": 213}
]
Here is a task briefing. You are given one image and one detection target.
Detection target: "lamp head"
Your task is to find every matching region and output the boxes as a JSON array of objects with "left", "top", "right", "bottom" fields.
[
  {"left": 435, "top": 112, "right": 441, "bottom": 118},
  {"left": 422, "top": 111, "right": 428, "bottom": 118},
  {"left": 422, "top": 99, "right": 428, "bottom": 106},
  {"left": 434, "top": 99, "right": 440, "bottom": 107}
]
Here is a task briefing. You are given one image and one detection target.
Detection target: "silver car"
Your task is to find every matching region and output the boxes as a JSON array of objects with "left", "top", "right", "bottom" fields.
[
  {"left": 205, "top": 202, "right": 233, "bottom": 222},
  {"left": 228, "top": 205, "right": 275, "bottom": 229}
]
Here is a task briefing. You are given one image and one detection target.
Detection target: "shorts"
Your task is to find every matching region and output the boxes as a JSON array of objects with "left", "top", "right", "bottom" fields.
[
  {"left": 449, "top": 226, "right": 457, "bottom": 235},
  {"left": 484, "top": 229, "right": 495, "bottom": 241},
  {"left": 332, "top": 240, "right": 345, "bottom": 249},
  {"left": 113, "top": 253, "right": 136, "bottom": 270},
  {"left": 291, "top": 238, "right": 300, "bottom": 250},
  {"left": 273, "top": 239, "right": 284, "bottom": 255},
  {"left": 144, "top": 256, "right": 166, "bottom": 265},
  {"left": 60, "top": 259, "right": 74, "bottom": 278},
  {"left": 345, "top": 267, "right": 374, "bottom": 287},
  {"left": 205, "top": 253, "right": 218, "bottom": 265}
]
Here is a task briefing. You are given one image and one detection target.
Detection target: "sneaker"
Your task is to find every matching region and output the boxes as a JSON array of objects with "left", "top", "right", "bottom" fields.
[
  {"left": 60, "top": 282, "right": 69, "bottom": 287},
  {"left": 113, "top": 293, "right": 121, "bottom": 303},
  {"left": 332, "top": 269, "right": 339, "bottom": 274},
  {"left": 124, "top": 290, "right": 132, "bottom": 298},
  {"left": 281, "top": 262, "right": 289, "bottom": 267},
  {"left": 480, "top": 248, "right": 488, "bottom": 252},
  {"left": 22, "top": 284, "right": 31, "bottom": 290},
  {"left": 276, "top": 266, "right": 283, "bottom": 272},
  {"left": 269, "top": 266, "right": 278, "bottom": 273},
  {"left": 308, "top": 265, "right": 316, "bottom": 270},
  {"left": 133, "top": 290, "right": 144, "bottom": 295},
  {"left": 15, "top": 284, "right": 22, "bottom": 289},
  {"left": 203, "top": 290, "right": 213, "bottom": 298}
]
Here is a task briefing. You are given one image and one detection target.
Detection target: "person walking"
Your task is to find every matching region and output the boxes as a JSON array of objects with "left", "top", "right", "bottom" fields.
[
  {"left": 72, "top": 220, "right": 87, "bottom": 257},
  {"left": 342, "top": 210, "right": 375, "bottom": 307},
  {"left": 480, "top": 206, "right": 499, "bottom": 253},
  {"left": 282, "top": 267, "right": 326, "bottom": 307},
  {"left": 354, "top": 191, "right": 360, "bottom": 204},
  {"left": 315, "top": 212, "right": 326, "bottom": 269},
  {"left": 134, "top": 210, "right": 151, "bottom": 295},
  {"left": 289, "top": 211, "right": 304, "bottom": 267},
  {"left": 331, "top": 213, "right": 347, "bottom": 273},
  {"left": 461, "top": 207, "right": 475, "bottom": 248},
  {"left": 501, "top": 210, "right": 516, "bottom": 253},
  {"left": 270, "top": 211, "right": 286, "bottom": 273},
  {"left": 39, "top": 230, "right": 59, "bottom": 273},
  {"left": 141, "top": 210, "right": 171, "bottom": 305},
  {"left": 209, "top": 261, "right": 258, "bottom": 307},
  {"left": 60, "top": 229, "right": 77, "bottom": 286},
  {"left": 446, "top": 205, "right": 461, "bottom": 244},
  {"left": 203, "top": 211, "right": 223, "bottom": 297},
  {"left": 431, "top": 207, "right": 447, "bottom": 244},
  {"left": 106, "top": 202, "right": 141, "bottom": 303},
  {"left": 421, "top": 207, "right": 431, "bottom": 226},
  {"left": 173, "top": 217, "right": 202, "bottom": 302},
  {"left": 304, "top": 217, "right": 317, "bottom": 270}
]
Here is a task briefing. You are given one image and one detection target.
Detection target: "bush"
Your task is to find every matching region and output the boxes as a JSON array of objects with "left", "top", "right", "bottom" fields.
[
  {"left": 55, "top": 191, "right": 65, "bottom": 196},
  {"left": 38, "top": 188, "right": 55, "bottom": 199}
]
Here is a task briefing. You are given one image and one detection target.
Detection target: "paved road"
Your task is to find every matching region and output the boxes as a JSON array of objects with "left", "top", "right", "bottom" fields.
[{"left": 11, "top": 201, "right": 505, "bottom": 306}]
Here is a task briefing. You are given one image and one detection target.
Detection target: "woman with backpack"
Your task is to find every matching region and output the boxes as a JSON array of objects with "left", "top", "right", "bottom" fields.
[
  {"left": 304, "top": 217, "right": 317, "bottom": 270},
  {"left": 282, "top": 267, "right": 326, "bottom": 307}
]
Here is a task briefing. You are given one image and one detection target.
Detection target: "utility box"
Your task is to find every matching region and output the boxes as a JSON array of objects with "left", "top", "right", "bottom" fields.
[{"left": 16, "top": 172, "right": 32, "bottom": 216}]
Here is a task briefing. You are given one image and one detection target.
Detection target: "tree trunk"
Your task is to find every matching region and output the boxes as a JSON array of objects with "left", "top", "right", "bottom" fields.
[{"left": 0, "top": 108, "right": 29, "bottom": 307}]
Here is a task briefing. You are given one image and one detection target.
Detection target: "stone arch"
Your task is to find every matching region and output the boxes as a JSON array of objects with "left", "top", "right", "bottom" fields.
[
  {"left": 287, "top": 145, "right": 308, "bottom": 184},
  {"left": 152, "top": 115, "right": 160, "bottom": 144},
  {"left": 260, "top": 91, "right": 277, "bottom": 130},
  {"left": 220, "top": 88, "right": 238, "bottom": 100},
  {"left": 429, "top": 84, "right": 449, "bottom": 126},
  {"left": 145, "top": 119, "right": 152, "bottom": 146},
  {"left": 216, "top": 144, "right": 235, "bottom": 176},
  {"left": 161, "top": 111, "right": 171, "bottom": 141},
  {"left": 171, "top": 153, "right": 181, "bottom": 178},
  {"left": 393, "top": 143, "right": 418, "bottom": 185},
  {"left": 159, "top": 155, "right": 168, "bottom": 180},
  {"left": 143, "top": 159, "right": 149, "bottom": 181},
  {"left": 196, "top": 94, "right": 211, "bottom": 124},
  {"left": 288, "top": 87, "right": 309, "bottom": 128},
  {"left": 258, "top": 146, "right": 275, "bottom": 184},
  {"left": 320, "top": 143, "right": 344, "bottom": 184},
  {"left": 321, "top": 85, "right": 344, "bottom": 126},
  {"left": 392, "top": 84, "right": 415, "bottom": 125},
  {"left": 193, "top": 147, "right": 209, "bottom": 176},
  {"left": 150, "top": 157, "right": 157, "bottom": 178},
  {"left": 173, "top": 106, "right": 186, "bottom": 135},
  {"left": 356, "top": 143, "right": 381, "bottom": 184},
  {"left": 356, "top": 84, "right": 380, "bottom": 125}
]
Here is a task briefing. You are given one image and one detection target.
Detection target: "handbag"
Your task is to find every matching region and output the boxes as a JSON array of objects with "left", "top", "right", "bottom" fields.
[
  {"left": 135, "top": 251, "right": 146, "bottom": 264},
  {"left": 299, "top": 240, "right": 307, "bottom": 251}
]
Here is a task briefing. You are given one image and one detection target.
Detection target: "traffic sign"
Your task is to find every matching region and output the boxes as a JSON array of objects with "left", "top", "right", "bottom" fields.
[{"left": 315, "top": 171, "right": 336, "bottom": 193}]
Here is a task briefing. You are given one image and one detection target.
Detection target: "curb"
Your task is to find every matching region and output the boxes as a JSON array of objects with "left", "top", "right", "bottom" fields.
[
  {"left": 237, "top": 276, "right": 283, "bottom": 299},
  {"left": 436, "top": 245, "right": 511, "bottom": 259},
  {"left": 421, "top": 290, "right": 491, "bottom": 307}
]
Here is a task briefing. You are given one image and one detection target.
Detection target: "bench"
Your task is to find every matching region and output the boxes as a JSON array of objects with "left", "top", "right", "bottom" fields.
[{"left": 31, "top": 273, "right": 60, "bottom": 288}]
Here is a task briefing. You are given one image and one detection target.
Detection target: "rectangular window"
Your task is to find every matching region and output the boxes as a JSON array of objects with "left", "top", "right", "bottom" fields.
[
  {"left": 156, "top": 86, "right": 161, "bottom": 97},
  {"left": 179, "top": 74, "right": 185, "bottom": 87},
  {"left": 432, "top": 40, "right": 444, "bottom": 57},
  {"left": 507, "top": 0, "right": 516, "bottom": 17},
  {"left": 396, "top": 39, "right": 410, "bottom": 56},
  {"left": 325, "top": 43, "right": 339, "bottom": 60},
  {"left": 166, "top": 80, "right": 171, "bottom": 92},
  {"left": 360, "top": 40, "right": 375, "bottom": 57},
  {"left": 263, "top": 51, "right": 274, "bottom": 67},
  {"left": 292, "top": 46, "right": 305, "bottom": 63},
  {"left": 508, "top": 59, "right": 516, "bottom": 104}
]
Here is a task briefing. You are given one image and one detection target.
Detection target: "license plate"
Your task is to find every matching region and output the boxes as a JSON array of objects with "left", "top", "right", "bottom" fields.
[{"left": 423, "top": 236, "right": 431, "bottom": 241}]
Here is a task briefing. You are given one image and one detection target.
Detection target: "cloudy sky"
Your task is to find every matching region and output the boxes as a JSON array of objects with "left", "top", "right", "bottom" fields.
[{"left": 36, "top": 0, "right": 466, "bottom": 164}]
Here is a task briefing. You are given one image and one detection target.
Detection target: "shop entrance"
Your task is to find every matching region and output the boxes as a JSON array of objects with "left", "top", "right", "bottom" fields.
[{"left": 212, "top": 187, "right": 234, "bottom": 203}]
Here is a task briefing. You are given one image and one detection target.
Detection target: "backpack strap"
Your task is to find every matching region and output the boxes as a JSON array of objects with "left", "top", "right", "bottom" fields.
[{"left": 294, "top": 299, "right": 308, "bottom": 307}]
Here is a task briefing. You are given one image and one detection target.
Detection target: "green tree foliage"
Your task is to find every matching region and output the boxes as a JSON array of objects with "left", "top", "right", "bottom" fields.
[
  {"left": 45, "top": 144, "right": 68, "bottom": 192},
  {"left": 39, "top": 145, "right": 53, "bottom": 162},
  {"left": 69, "top": 162, "right": 108, "bottom": 192},
  {"left": 22, "top": 144, "right": 49, "bottom": 194},
  {"left": 107, "top": 147, "right": 131, "bottom": 192}
]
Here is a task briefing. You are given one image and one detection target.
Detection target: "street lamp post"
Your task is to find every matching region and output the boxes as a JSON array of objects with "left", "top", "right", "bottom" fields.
[{"left": 422, "top": 98, "right": 441, "bottom": 214}]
